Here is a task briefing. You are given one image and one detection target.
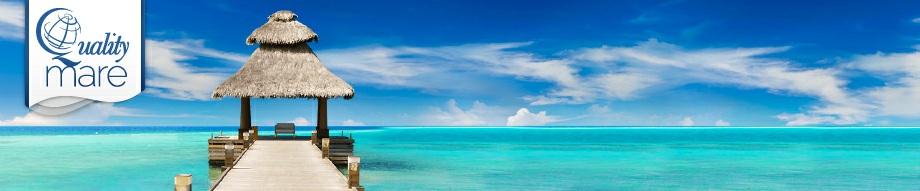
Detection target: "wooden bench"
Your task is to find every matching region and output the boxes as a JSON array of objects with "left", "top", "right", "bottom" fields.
[{"left": 275, "top": 123, "right": 296, "bottom": 137}]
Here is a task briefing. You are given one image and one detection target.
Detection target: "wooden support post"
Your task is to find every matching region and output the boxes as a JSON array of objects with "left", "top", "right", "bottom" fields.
[
  {"left": 311, "top": 130, "right": 317, "bottom": 145},
  {"left": 237, "top": 129, "right": 244, "bottom": 141},
  {"left": 239, "top": 97, "right": 251, "bottom": 141},
  {"left": 321, "top": 138, "right": 330, "bottom": 159},
  {"left": 252, "top": 126, "right": 259, "bottom": 141},
  {"left": 317, "top": 98, "right": 329, "bottom": 139},
  {"left": 223, "top": 143, "right": 234, "bottom": 170},
  {"left": 174, "top": 174, "right": 192, "bottom": 191},
  {"left": 241, "top": 97, "right": 251, "bottom": 131},
  {"left": 242, "top": 131, "right": 251, "bottom": 149},
  {"left": 348, "top": 156, "right": 363, "bottom": 190}
]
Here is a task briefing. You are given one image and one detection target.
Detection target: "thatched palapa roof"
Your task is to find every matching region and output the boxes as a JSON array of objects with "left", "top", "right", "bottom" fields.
[
  {"left": 246, "top": 11, "right": 318, "bottom": 45},
  {"left": 212, "top": 10, "right": 354, "bottom": 99}
]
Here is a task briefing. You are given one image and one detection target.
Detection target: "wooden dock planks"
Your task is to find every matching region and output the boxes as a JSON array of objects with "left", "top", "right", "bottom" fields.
[{"left": 212, "top": 140, "right": 354, "bottom": 191}]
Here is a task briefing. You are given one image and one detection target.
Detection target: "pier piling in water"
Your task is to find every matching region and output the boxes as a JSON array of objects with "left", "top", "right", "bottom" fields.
[
  {"left": 252, "top": 126, "right": 259, "bottom": 141},
  {"left": 207, "top": 137, "right": 244, "bottom": 165},
  {"left": 223, "top": 143, "right": 234, "bottom": 170},
  {"left": 242, "top": 132, "right": 251, "bottom": 149},
  {"left": 311, "top": 130, "right": 317, "bottom": 145},
  {"left": 321, "top": 138, "right": 330, "bottom": 159},
  {"left": 174, "top": 174, "right": 192, "bottom": 191},
  {"left": 348, "top": 156, "right": 363, "bottom": 191},
  {"left": 237, "top": 129, "right": 244, "bottom": 141}
]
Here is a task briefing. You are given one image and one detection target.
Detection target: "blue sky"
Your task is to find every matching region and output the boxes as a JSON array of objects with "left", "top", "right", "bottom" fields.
[{"left": 2, "top": 0, "right": 920, "bottom": 126}]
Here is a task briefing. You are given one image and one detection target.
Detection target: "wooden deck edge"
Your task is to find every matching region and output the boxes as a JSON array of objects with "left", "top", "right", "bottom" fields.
[
  {"left": 207, "top": 141, "right": 252, "bottom": 191},
  {"left": 314, "top": 141, "right": 358, "bottom": 191}
]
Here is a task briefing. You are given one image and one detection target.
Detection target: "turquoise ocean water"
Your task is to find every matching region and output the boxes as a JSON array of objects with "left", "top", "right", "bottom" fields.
[{"left": 0, "top": 126, "right": 919, "bottom": 190}]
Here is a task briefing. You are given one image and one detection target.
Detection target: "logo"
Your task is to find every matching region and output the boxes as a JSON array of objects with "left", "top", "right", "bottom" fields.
[{"left": 27, "top": 1, "right": 144, "bottom": 115}]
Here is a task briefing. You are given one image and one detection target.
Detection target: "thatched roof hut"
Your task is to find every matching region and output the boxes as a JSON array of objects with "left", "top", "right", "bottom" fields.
[
  {"left": 212, "top": 10, "right": 353, "bottom": 140},
  {"left": 213, "top": 10, "right": 354, "bottom": 99}
]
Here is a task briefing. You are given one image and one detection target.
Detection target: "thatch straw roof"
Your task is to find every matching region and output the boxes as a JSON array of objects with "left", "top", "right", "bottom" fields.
[
  {"left": 246, "top": 10, "right": 318, "bottom": 45},
  {"left": 212, "top": 11, "right": 354, "bottom": 99}
]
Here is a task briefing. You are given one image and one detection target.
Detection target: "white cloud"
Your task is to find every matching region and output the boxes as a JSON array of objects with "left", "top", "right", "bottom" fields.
[
  {"left": 326, "top": 41, "right": 826, "bottom": 107},
  {"left": 590, "top": 73, "right": 660, "bottom": 100},
  {"left": 521, "top": 95, "right": 579, "bottom": 106},
  {"left": 319, "top": 46, "right": 436, "bottom": 87},
  {"left": 714, "top": 119, "right": 731, "bottom": 126},
  {"left": 763, "top": 48, "right": 920, "bottom": 125},
  {"left": 319, "top": 43, "right": 584, "bottom": 103},
  {"left": 315, "top": 39, "right": 874, "bottom": 125},
  {"left": 506, "top": 108, "right": 559, "bottom": 126},
  {"left": 421, "top": 99, "right": 507, "bottom": 126},
  {"left": 848, "top": 51, "right": 920, "bottom": 118},
  {"left": 0, "top": 1, "right": 23, "bottom": 27},
  {"left": 0, "top": 0, "right": 24, "bottom": 40},
  {"left": 321, "top": 39, "right": 920, "bottom": 126},
  {"left": 571, "top": 39, "right": 851, "bottom": 103},
  {"left": 145, "top": 39, "right": 248, "bottom": 101},
  {"left": 342, "top": 119, "right": 365, "bottom": 126},
  {"left": 136, "top": 36, "right": 920, "bottom": 126},
  {"left": 458, "top": 42, "right": 581, "bottom": 88},
  {"left": 0, "top": 102, "right": 137, "bottom": 126},
  {"left": 679, "top": 117, "right": 694, "bottom": 126},
  {"left": 775, "top": 113, "right": 839, "bottom": 126},
  {"left": 289, "top": 117, "right": 309, "bottom": 126},
  {"left": 912, "top": 18, "right": 920, "bottom": 23},
  {"left": 571, "top": 39, "right": 869, "bottom": 126},
  {"left": 762, "top": 50, "right": 920, "bottom": 126},
  {"left": 587, "top": 104, "right": 611, "bottom": 114}
]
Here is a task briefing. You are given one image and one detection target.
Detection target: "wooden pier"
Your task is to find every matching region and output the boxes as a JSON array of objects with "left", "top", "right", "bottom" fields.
[
  {"left": 207, "top": 137, "right": 246, "bottom": 165},
  {"left": 208, "top": 136, "right": 355, "bottom": 165},
  {"left": 210, "top": 140, "right": 359, "bottom": 191}
]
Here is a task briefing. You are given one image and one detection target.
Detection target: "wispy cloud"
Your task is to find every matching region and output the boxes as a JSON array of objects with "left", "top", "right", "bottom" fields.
[
  {"left": 847, "top": 50, "right": 920, "bottom": 118},
  {"left": 0, "top": 0, "right": 24, "bottom": 40},
  {"left": 767, "top": 49, "right": 920, "bottom": 126},
  {"left": 319, "top": 43, "right": 586, "bottom": 104},
  {"left": 145, "top": 39, "right": 248, "bottom": 101},
  {"left": 316, "top": 39, "right": 884, "bottom": 126},
  {"left": 318, "top": 42, "right": 574, "bottom": 97},
  {"left": 58, "top": 36, "right": 920, "bottom": 126},
  {"left": 323, "top": 39, "right": 859, "bottom": 119},
  {"left": 2, "top": 102, "right": 143, "bottom": 126},
  {"left": 570, "top": 39, "right": 848, "bottom": 103},
  {"left": 420, "top": 99, "right": 509, "bottom": 126},
  {"left": 587, "top": 104, "right": 611, "bottom": 115},
  {"left": 570, "top": 39, "right": 872, "bottom": 126},
  {"left": 767, "top": 48, "right": 920, "bottom": 126},
  {"left": 319, "top": 45, "right": 438, "bottom": 88}
]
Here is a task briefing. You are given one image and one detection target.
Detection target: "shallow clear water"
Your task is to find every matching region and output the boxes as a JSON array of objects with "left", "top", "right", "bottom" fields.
[{"left": 1, "top": 127, "right": 919, "bottom": 190}]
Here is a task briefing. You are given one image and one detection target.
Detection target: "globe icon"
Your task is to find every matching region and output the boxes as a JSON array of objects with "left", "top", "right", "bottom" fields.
[{"left": 42, "top": 12, "right": 81, "bottom": 52}]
